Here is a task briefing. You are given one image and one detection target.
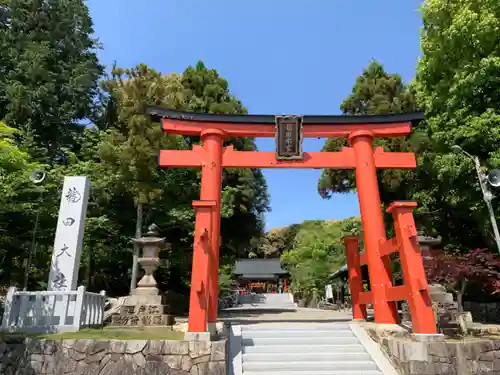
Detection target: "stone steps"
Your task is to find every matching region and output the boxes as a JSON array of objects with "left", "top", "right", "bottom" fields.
[
  {"left": 242, "top": 336, "right": 360, "bottom": 345},
  {"left": 236, "top": 323, "right": 385, "bottom": 375},
  {"left": 243, "top": 360, "right": 379, "bottom": 372},
  {"left": 243, "top": 371, "right": 385, "bottom": 375},
  {"left": 243, "top": 352, "right": 372, "bottom": 362},
  {"left": 237, "top": 293, "right": 297, "bottom": 309},
  {"left": 244, "top": 344, "right": 366, "bottom": 354},
  {"left": 242, "top": 323, "right": 350, "bottom": 330},
  {"left": 243, "top": 329, "right": 354, "bottom": 338}
]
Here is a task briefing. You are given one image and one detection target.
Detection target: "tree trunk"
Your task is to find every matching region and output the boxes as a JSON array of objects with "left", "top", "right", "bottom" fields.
[
  {"left": 456, "top": 279, "right": 467, "bottom": 314},
  {"left": 129, "top": 203, "right": 143, "bottom": 294},
  {"left": 84, "top": 247, "right": 91, "bottom": 289}
]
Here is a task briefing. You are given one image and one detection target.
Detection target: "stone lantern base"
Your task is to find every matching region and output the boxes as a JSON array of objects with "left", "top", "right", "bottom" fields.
[
  {"left": 110, "top": 283, "right": 175, "bottom": 327},
  {"left": 110, "top": 293, "right": 175, "bottom": 326}
]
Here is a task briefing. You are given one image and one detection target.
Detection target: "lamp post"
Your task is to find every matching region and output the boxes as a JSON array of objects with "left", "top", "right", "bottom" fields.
[
  {"left": 23, "top": 169, "right": 47, "bottom": 291},
  {"left": 451, "top": 145, "right": 500, "bottom": 253}
]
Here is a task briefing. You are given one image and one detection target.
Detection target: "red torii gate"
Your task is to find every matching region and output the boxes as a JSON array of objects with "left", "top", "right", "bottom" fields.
[{"left": 146, "top": 106, "right": 437, "bottom": 335}]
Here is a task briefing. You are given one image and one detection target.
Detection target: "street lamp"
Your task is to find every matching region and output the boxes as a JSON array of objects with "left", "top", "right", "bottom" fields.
[
  {"left": 451, "top": 145, "right": 500, "bottom": 253},
  {"left": 23, "top": 169, "right": 46, "bottom": 290}
]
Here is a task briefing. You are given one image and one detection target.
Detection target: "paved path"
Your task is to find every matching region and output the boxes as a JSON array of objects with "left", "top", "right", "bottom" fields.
[{"left": 220, "top": 307, "right": 354, "bottom": 325}]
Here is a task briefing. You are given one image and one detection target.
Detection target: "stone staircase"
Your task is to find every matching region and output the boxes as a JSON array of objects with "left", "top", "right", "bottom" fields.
[
  {"left": 236, "top": 293, "right": 297, "bottom": 309},
  {"left": 230, "top": 322, "right": 398, "bottom": 375}
]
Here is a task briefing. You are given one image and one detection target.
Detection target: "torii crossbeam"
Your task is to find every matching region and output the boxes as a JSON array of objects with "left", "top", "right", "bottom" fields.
[{"left": 146, "top": 106, "right": 436, "bottom": 337}]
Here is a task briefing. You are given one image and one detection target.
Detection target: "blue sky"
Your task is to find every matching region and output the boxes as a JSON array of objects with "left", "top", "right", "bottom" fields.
[{"left": 87, "top": 0, "right": 423, "bottom": 230}]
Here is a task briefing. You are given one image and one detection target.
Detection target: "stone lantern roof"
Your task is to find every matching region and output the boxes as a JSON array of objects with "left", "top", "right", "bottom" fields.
[{"left": 131, "top": 224, "right": 166, "bottom": 247}]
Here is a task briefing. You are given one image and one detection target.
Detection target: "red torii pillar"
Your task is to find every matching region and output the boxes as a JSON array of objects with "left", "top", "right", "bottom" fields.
[
  {"left": 349, "top": 130, "right": 399, "bottom": 324},
  {"left": 187, "top": 200, "right": 215, "bottom": 334},
  {"left": 199, "top": 129, "right": 225, "bottom": 328}
]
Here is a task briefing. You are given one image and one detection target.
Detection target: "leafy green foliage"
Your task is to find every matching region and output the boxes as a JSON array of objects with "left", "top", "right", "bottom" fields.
[
  {"left": 255, "top": 217, "right": 362, "bottom": 300},
  {"left": 0, "top": 0, "right": 270, "bottom": 305},
  {"left": 99, "top": 64, "right": 187, "bottom": 206},
  {"left": 85, "top": 61, "right": 269, "bottom": 296},
  {"left": 318, "top": 11, "right": 500, "bottom": 251},
  {"left": 218, "top": 264, "right": 236, "bottom": 298},
  {"left": 177, "top": 62, "right": 270, "bottom": 264},
  {"left": 0, "top": 0, "right": 103, "bottom": 162},
  {"left": 413, "top": 0, "right": 500, "bottom": 250},
  {"left": 317, "top": 61, "right": 422, "bottom": 205}
]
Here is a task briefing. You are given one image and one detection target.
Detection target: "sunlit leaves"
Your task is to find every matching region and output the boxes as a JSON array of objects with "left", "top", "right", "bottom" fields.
[
  {"left": 317, "top": 60, "right": 418, "bottom": 199},
  {"left": 279, "top": 217, "right": 361, "bottom": 295},
  {"left": 414, "top": 0, "right": 500, "bottom": 249}
]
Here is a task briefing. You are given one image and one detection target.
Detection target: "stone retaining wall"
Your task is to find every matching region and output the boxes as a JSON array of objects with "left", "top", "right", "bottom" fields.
[
  {"left": 364, "top": 324, "right": 500, "bottom": 375},
  {"left": 0, "top": 337, "right": 226, "bottom": 375}
]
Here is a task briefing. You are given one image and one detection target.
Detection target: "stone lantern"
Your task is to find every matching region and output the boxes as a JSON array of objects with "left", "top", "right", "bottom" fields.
[
  {"left": 132, "top": 224, "right": 165, "bottom": 296},
  {"left": 111, "top": 224, "right": 175, "bottom": 327}
]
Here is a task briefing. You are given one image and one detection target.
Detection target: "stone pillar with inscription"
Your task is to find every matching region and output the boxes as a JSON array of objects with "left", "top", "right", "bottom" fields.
[
  {"left": 111, "top": 224, "right": 175, "bottom": 327},
  {"left": 48, "top": 176, "right": 91, "bottom": 291}
]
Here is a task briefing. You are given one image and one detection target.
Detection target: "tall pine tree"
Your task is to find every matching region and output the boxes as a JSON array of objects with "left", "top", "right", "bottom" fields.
[{"left": 0, "top": 0, "right": 103, "bottom": 162}]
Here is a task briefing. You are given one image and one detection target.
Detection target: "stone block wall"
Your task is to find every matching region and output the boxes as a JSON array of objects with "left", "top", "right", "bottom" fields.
[
  {"left": 0, "top": 337, "right": 226, "bottom": 375},
  {"left": 365, "top": 324, "right": 500, "bottom": 375}
]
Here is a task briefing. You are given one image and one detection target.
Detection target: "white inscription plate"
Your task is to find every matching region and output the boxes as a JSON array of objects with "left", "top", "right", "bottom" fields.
[{"left": 48, "top": 176, "right": 91, "bottom": 291}]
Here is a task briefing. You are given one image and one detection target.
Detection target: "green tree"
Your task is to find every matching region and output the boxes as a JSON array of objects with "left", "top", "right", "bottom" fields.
[
  {"left": 414, "top": 0, "right": 500, "bottom": 249},
  {"left": 318, "top": 60, "right": 420, "bottom": 200},
  {"left": 0, "top": 122, "right": 49, "bottom": 286},
  {"left": 318, "top": 2, "right": 500, "bottom": 252},
  {"left": 257, "top": 225, "right": 300, "bottom": 258},
  {"left": 180, "top": 61, "right": 270, "bottom": 263},
  {"left": 99, "top": 64, "right": 187, "bottom": 293},
  {"left": 0, "top": 0, "right": 103, "bottom": 162},
  {"left": 280, "top": 217, "right": 362, "bottom": 302},
  {"left": 93, "top": 61, "right": 270, "bottom": 299},
  {"left": 0, "top": 54, "right": 270, "bottom": 305}
]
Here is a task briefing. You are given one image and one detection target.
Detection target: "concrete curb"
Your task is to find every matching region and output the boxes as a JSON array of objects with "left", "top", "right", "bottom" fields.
[
  {"left": 229, "top": 324, "right": 242, "bottom": 375},
  {"left": 349, "top": 322, "right": 399, "bottom": 375}
]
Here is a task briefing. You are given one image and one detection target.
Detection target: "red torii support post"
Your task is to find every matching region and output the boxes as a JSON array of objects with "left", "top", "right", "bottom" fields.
[
  {"left": 344, "top": 236, "right": 367, "bottom": 321},
  {"left": 147, "top": 106, "right": 425, "bottom": 332},
  {"left": 345, "top": 202, "right": 437, "bottom": 334},
  {"left": 187, "top": 200, "right": 215, "bottom": 334}
]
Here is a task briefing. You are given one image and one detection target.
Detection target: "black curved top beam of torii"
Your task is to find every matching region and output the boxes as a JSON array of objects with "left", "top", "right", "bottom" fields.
[
  {"left": 150, "top": 105, "right": 421, "bottom": 168},
  {"left": 145, "top": 105, "right": 424, "bottom": 125}
]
